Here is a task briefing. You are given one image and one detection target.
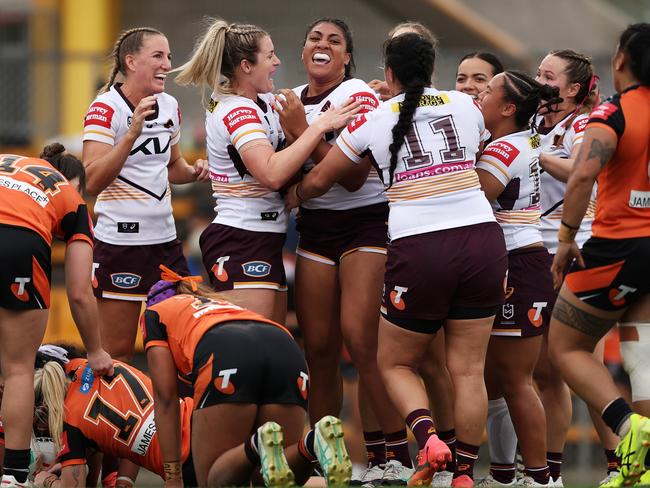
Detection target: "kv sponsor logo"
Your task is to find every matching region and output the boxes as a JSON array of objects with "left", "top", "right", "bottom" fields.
[
  {"left": 527, "top": 301, "right": 547, "bottom": 327},
  {"left": 110, "top": 273, "right": 141, "bottom": 289},
  {"left": 211, "top": 256, "right": 230, "bottom": 282},
  {"left": 390, "top": 286, "right": 408, "bottom": 311},
  {"left": 11, "top": 277, "right": 30, "bottom": 302},
  {"left": 609, "top": 285, "right": 637, "bottom": 307},
  {"left": 129, "top": 137, "right": 171, "bottom": 156},
  {"left": 297, "top": 371, "right": 309, "bottom": 400},
  {"left": 242, "top": 261, "right": 271, "bottom": 278},
  {"left": 215, "top": 368, "right": 237, "bottom": 394}
]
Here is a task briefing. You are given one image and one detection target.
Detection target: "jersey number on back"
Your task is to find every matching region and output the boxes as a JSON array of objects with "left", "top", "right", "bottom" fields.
[
  {"left": 403, "top": 115, "right": 467, "bottom": 170},
  {"left": 84, "top": 365, "right": 153, "bottom": 444}
]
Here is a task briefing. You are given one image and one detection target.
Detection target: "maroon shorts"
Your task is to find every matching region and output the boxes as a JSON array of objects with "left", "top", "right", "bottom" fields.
[
  {"left": 93, "top": 239, "right": 189, "bottom": 301},
  {"left": 199, "top": 223, "right": 287, "bottom": 291},
  {"left": 0, "top": 224, "right": 52, "bottom": 310},
  {"left": 381, "top": 222, "right": 508, "bottom": 334},
  {"left": 493, "top": 247, "right": 555, "bottom": 337},
  {"left": 296, "top": 202, "right": 388, "bottom": 265}
]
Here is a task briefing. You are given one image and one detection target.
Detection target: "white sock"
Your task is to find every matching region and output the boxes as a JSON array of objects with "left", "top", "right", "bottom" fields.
[{"left": 487, "top": 397, "right": 518, "bottom": 464}]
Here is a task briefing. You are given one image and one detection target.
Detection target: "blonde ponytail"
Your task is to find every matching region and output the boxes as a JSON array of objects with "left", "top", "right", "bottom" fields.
[
  {"left": 174, "top": 18, "right": 267, "bottom": 99},
  {"left": 34, "top": 362, "right": 70, "bottom": 450}
]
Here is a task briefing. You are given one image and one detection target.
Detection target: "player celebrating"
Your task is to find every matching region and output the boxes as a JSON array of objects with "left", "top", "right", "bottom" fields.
[
  {"left": 456, "top": 52, "right": 504, "bottom": 99},
  {"left": 277, "top": 18, "right": 412, "bottom": 485},
  {"left": 173, "top": 18, "right": 360, "bottom": 323},
  {"left": 0, "top": 144, "right": 113, "bottom": 487},
  {"left": 476, "top": 71, "right": 560, "bottom": 486},
  {"left": 82, "top": 27, "right": 209, "bottom": 362},
  {"left": 549, "top": 22, "right": 650, "bottom": 487},
  {"left": 286, "top": 33, "right": 507, "bottom": 487}
]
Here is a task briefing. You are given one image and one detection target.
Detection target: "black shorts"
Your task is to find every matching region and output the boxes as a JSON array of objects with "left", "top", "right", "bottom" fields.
[
  {"left": 381, "top": 222, "right": 508, "bottom": 334},
  {"left": 564, "top": 236, "right": 650, "bottom": 311},
  {"left": 493, "top": 247, "right": 555, "bottom": 338},
  {"left": 199, "top": 223, "right": 287, "bottom": 291},
  {"left": 0, "top": 224, "right": 52, "bottom": 310},
  {"left": 93, "top": 239, "right": 189, "bottom": 301},
  {"left": 192, "top": 321, "right": 308, "bottom": 410},
  {"left": 296, "top": 203, "right": 388, "bottom": 265}
]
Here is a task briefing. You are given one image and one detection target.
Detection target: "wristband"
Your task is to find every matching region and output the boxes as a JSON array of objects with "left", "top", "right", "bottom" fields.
[
  {"left": 558, "top": 222, "right": 578, "bottom": 243},
  {"left": 561, "top": 220, "right": 579, "bottom": 230},
  {"left": 116, "top": 476, "right": 135, "bottom": 488},
  {"left": 163, "top": 461, "right": 182, "bottom": 481},
  {"left": 43, "top": 474, "right": 58, "bottom": 488}
]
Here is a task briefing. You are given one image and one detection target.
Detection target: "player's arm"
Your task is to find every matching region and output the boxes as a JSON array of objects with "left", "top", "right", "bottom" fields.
[
  {"left": 115, "top": 459, "right": 140, "bottom": 488},
  {"left": 476, "top": 168, "right": 506, "bottom": 201},
  {"left": 561, "top": 126, "right": 616, "bottom": 229},
  {"left": 241, "top": 99, "right": 360, "bottom": 191},
  {"left": 167, "top": 143, "right": 209, "bottom": 184},
  {"left": 146, "top": 346, "right": 182, "bottom": 484},
  {"left": 539, "top": 142, "right": 581, "bottom": 183},
  {"left": 82, "top": 96, "right": 157, "bottom": 195},
  {"left": 288, "top": 145, "right": 358, "bottom": 208},
  {"left": 64, "top": 241, "right": 113, "bottom": 376}
]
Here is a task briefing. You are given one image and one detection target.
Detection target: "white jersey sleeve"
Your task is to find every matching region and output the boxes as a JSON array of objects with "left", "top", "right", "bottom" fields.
[
  {"left": 82, "top": 86, "right": 180, "bottom": 245},
  {"left": 293, "top": 78, "right": 385, "bottom": 210},
  {"left": 477, "top": 131, "right": 543, "bottom": 251},
  {"left": 206, "top": 93, "right": 288, "bottom": 233},
  {"left": 337, "top": 88, "right": 495, "bottom": 241}
]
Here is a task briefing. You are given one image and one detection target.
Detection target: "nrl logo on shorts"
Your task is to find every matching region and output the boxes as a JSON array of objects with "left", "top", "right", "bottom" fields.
[
  {"left": 502, "top": 303, "right": 514, "bottom": 320},
  {"left": 242, "top": 261, "right": 271, "bottom": 277},
  {"left": 110, "top": 273, "right": 142, "bottom": 289}
]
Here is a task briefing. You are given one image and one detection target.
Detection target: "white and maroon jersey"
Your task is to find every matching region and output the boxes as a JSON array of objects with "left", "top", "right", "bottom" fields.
[
  {"left": 537, "top": 112, "right": 595, "bottom": 252},
  {"left": 83, "top": 84, "right": 180, "bottom": 245},
  {"left": 336, "top": 87, "right": 495, "bottom": 241},
  {"left": 205, "top": 93, "right": 286, "bottom": 233},
  {"left": 292, "top": 78, "right": 385, "bottom": 210},
  {"left": 476, "top": 130, "right": 543, "bottom": 251}
]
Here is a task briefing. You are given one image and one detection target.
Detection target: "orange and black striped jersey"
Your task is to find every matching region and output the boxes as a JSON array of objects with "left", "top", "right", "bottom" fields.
[
  {"left": 587, "top": 85, "right": 650, "bottom": 239},
  {"left": 0, "top": 155, "right": 93, "bottom": 246},
  {"left": 142, "top": 294, "right": 292, "bottom": 384},
  {"left": 57, "top": 359, "right": 192, "bottom": 477}
]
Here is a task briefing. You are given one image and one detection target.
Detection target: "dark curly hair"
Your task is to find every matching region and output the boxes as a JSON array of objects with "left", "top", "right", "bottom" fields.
[
  {"left": 618, "top": 23, "right": 650, "bottom": 85},
  {"left": 39, "top": 143, "right": 86, "bottom": 193},
  {"left": 501, "top": 71, "right": 562, "bottom": 130}
]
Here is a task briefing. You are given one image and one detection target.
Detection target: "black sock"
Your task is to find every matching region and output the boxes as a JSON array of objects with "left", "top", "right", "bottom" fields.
[
  {"left": 244, "top": 431, "right": 260, "bottom": 465},
  {"left": 601, "top": 398, "right": 633, "bottom": 436},
  {"left": 605, "top": 449, "right": 620, "bottom": 473},
  {"left": 3, "top": 448, "right": 31, "bottom": 483},
  {"left": 547, "top": 452, "right": 562, "bottom": 480}
]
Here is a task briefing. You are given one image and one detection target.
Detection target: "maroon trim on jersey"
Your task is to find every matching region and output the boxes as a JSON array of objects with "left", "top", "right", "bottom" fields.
[
  {"left": 300, "top": 76, "right": 352, "bottom": 105},
  {"left": 113, "top": 83, "right": 160, "bottom": 121}
]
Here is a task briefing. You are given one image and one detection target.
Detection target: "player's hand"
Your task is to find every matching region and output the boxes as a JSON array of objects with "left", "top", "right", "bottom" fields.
[
  {"left": 276, "top": 89, "right": 308, "bottom": 141},
  {"left": 34, "top": 471, "right": 58, "bottom": 488},
  {"left": 164, "top": 479, "right": 183, "bottom": 488},
  {"left": 551, "top": 241, "right": 584, "bottom": 290},
  {"left": 127, "top": 95, "right": 158, "bottom": 138},
  {"left": 192, "top": 159, "right": 210, "bottom": 182},
  {"left": 87, "top": 349, "right": 114, "bottom": 376},
  {"left": 313, "top": 97, "right": 361, "bottom": 134},
  {"left": 368, "top": 79, "right": 392, "bottom": 101},
  {"left": 285, "top": 183, "right": 301, "bottom": 210}
]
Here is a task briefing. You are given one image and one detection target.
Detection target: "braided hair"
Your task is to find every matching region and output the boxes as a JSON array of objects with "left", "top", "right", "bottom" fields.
[
  {"left": 618, "top": 23, "right": 650, "bottom": 85},
  {"left": 385, "top": 33, "right": 435, "bottom": 187},
  {"left": 99, "top": 27, "right": 164, "bottom": 94},
  {"left": 501, "top": 71, "right": 562, "bottom": 131}
]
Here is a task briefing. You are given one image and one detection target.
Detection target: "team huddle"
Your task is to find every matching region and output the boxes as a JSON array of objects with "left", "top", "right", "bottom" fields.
[{"left": 0, "top": 13, "right": 649, "bottom": 488}]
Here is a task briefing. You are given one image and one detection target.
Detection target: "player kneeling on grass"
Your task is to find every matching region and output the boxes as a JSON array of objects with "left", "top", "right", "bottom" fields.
[{"left": 143, "top": 265, "right": 352, "bottom": 487}]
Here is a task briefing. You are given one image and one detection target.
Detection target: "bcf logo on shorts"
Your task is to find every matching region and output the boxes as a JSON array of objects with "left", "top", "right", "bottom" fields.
[
  {"left": 110, "top": 273, "right": 142, "bottom": 289},
  {"left": 242, "top": 261, "right": 271, "bottom": 277}
]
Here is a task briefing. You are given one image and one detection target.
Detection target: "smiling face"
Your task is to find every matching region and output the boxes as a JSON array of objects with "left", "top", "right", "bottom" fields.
[
  {"left": 535, "top": 54, "right": 579, "bottom": 104},
  {"left": 126, "top": 34, "right": 172, "bottom": 95},
  {"left": 456, "top": 57, "right": 496, "bottom": 98},
  {"left": 477, "top": 73, "right": 512, "bottom": 133},
  {"left": 245, "top": 35, "right": 281, "bottom": 94},
  {"left": 302, "top": 22, "right": 351, "bottom": 82}
]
